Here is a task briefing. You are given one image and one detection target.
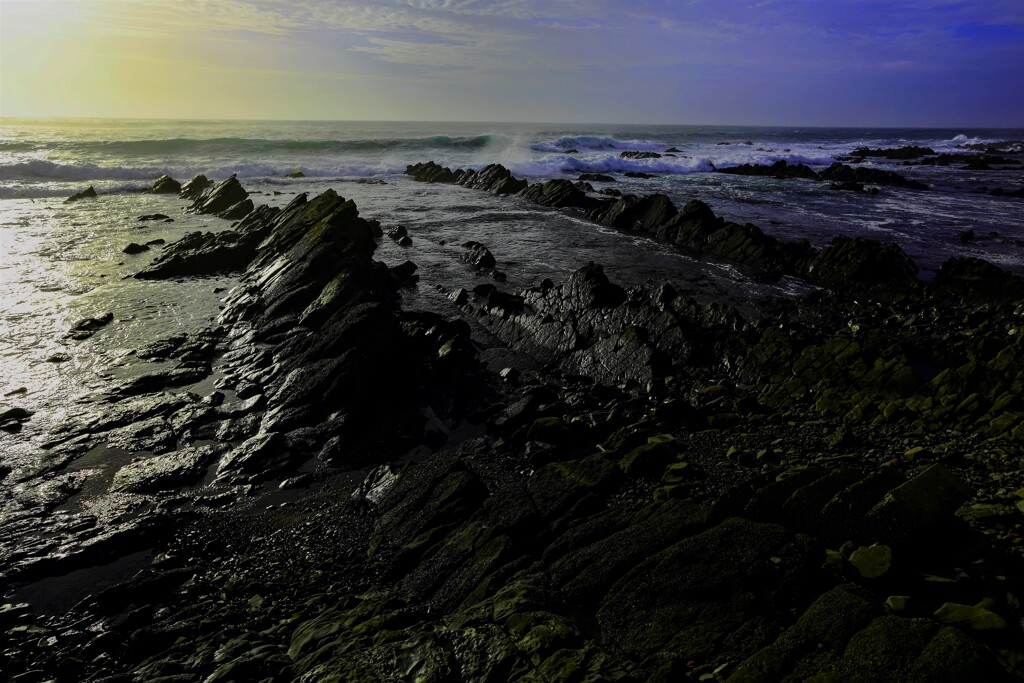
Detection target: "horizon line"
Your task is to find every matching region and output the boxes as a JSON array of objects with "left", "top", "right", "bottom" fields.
[{"left": 2, "top": 115, "right": 1023, "bottom": 131}]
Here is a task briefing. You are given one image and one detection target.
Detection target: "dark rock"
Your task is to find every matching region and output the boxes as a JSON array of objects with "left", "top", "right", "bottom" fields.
[
  {"left": 934, "top": 257, "right": 1024, "bottom": 301},
  {"left": 135, "top": 203, "right": 281, "bottom": 279},
  {"left": 457, "top": 164, "right": 529, "bottom": 195},
  {"left": 112, "top": 445, "right": 220, "bottom": 493},
  {"left": 179, "top": 174, "right": 213, "bottom": 200},
  {"left": 145, "top": 239, "right": 166, "bottom": 246},
  {"left": 65, "top": 186, "right": 97, "bottom": 203},
  {"left": 819, "top": 162, "right": 927, "bottom": 190},
  {"left": 807, "top": 236, "right": 919, "bottom": 288},
  {"left": 850, "top": 145, "right": 935, "bottom": 159},
  {"left": 449, "top": 288, "right": 469, "bottom": 305},
  {"left": 67, "top": 312, "right": 114, "bottom": 340},
  {"left": 624, "top": 171, "right": 656, "bottom": 179},
  {"left": 150, "top": 175, "right": 181, "bottom": 194},
  {"left": 218, "top": 198, "right": 254, "bottom": 220},
  {"left": 186, "top": 175, "right": 249, "bottom": 216},
  {"left": 138, "top": 214, "right": 170, "bottom": 221},
  {"left": 390, "top": 260, "right": 418, "bottom": 285},
  {"left": 287, "top": 169, "right": 305, "bottom": 178},
  {"left": 405, "top": 161, "right": 460, "bottom": 183},
  {"left": 398, "top": 235, "right": 413, "bottom": 247},
  {"left": 0, "top": 407, "right": 32, "bottom": 428},
  {"left": 122, "top": 242, "right": 150, "bottom": 255},
  {"left": 830, "top": 181, "right": 867, "bottom": 193},
  {"left": 719, "top": 160, "right": 818, "bottom": 180},
  {"left": 462, "top": 241, "right": 497, "bottom": 270},
  {"left": 134, "top": 231, "right": 248, "bottom": 279},
  {"left": 589, "top": 193, "right": 677, "bottom": 233},
  {"left": 579, "top": 173, "right": 616, "bottom": 182},
  {"left": 620, "top": 151, "right": 662, "bottom": 159},
  {"left": 517, "top": 179, "right": 605, "bottom": 211},
  {"left": 387, "top": 225, "right": 408, "bottom": 240},
  {"left": 597, "top": 517, "right": 814, "bottom": 660}
]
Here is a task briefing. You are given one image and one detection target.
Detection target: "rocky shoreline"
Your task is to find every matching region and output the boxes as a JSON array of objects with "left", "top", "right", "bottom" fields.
[{"left": 3, "top": 162, "right": 1024, "bottom": 681}]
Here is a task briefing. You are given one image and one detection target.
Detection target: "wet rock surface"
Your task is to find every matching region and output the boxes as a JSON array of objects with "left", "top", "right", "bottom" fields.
[{"left": 5, "top": 178, "right": 1024, "bottom": 682}]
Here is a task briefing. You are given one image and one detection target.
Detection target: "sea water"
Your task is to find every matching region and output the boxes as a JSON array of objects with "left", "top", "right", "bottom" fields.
[{"left": 1, "top": 118, "right": 1023, "bottom": 472}]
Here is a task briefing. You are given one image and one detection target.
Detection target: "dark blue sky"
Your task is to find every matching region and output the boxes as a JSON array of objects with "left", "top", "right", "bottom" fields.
[{"left": 3, "top": 0, "right": 1022, "bottom": 125}]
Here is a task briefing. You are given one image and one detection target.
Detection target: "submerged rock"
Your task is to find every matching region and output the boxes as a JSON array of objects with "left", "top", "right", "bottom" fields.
[
  {"left": 67, "top": 312, "right": 114, "bottom": 340},
  {"left": 64, "top": 186, "right": 97, "bottom": 203},
  {"left": 122, "top": 242, "right": 150, "bottom": 255}
]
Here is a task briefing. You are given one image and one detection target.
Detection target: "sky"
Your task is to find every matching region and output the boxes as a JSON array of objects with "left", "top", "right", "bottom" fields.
[{"left": 1, "top": 0, "right": 1022, "bottom": 126}]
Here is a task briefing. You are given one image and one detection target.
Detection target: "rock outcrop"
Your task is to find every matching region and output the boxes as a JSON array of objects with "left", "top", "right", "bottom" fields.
[
  {"left": 179, "top": 173, "right": 213, "bottom": 200},
  {"left": 135, "top": 203, "right": 281, "bottom": 279},
  {"left": 186, "top": 175, "right": 251, "bottom": 218},
  {"left": 150, "top": 175, "right": 181, "bottom": 194}
]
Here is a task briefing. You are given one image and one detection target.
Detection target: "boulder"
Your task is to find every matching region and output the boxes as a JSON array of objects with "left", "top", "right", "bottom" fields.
[
  {"left": 579, "top": 173, "right": 616, "bottom": 182},
  {"left": 122, "top": 242, "right": 150, "bottom": 255},
  {"left": 620, "top": 151, "right": 662, "bottom": 159},
  {"left": 462, "top": 241, "right": 497, "bottom": 270},
  {"left": 150, "top": 175, "right": 181, "bottom": 194}
]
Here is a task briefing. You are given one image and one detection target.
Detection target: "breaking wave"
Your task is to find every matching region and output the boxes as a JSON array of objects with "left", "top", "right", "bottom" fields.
[
  {"left": 0, "top": 135, "right": 510, "bottom": 156},
  {"left": 508, "top": 151, "right": 837, "bottom": 177},
  {"left": 0, "top": 159, "right": 407, "bottom": 183},
  {"left": 530, "top": 136, "right": 670, "bottom": 153}
]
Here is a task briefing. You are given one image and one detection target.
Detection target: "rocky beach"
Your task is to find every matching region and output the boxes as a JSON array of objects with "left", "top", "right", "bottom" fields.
[{"left": 3, "top": 124, "right": 1024, "bottom": 681}]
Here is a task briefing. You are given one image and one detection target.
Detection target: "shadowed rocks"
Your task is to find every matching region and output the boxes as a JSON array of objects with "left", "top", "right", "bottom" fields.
[
  {"left": 186, "top": 174, "right": 252, "bottom": 218},
  {"left": 150, "top": 175, "right": 181, "bottom": 194},
  {"left": 179, "top": 174, "right": 213, "bottom": 200}
]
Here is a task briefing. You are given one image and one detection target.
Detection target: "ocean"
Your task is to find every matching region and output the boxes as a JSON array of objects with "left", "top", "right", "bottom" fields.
[{"left": 1, "top": 118, "right": 1023, "bottom": 471}]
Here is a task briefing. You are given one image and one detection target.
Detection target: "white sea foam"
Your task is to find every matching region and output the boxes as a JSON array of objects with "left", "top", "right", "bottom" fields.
[
  {"left": 507, "top": 150, "right": 836, "bottom": 177},
  {"left": 530, "top": 136, "right": 669, "bottom": 153},
  {"left": 0, "top": 159, "right": 407, "bottom": 185}
]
